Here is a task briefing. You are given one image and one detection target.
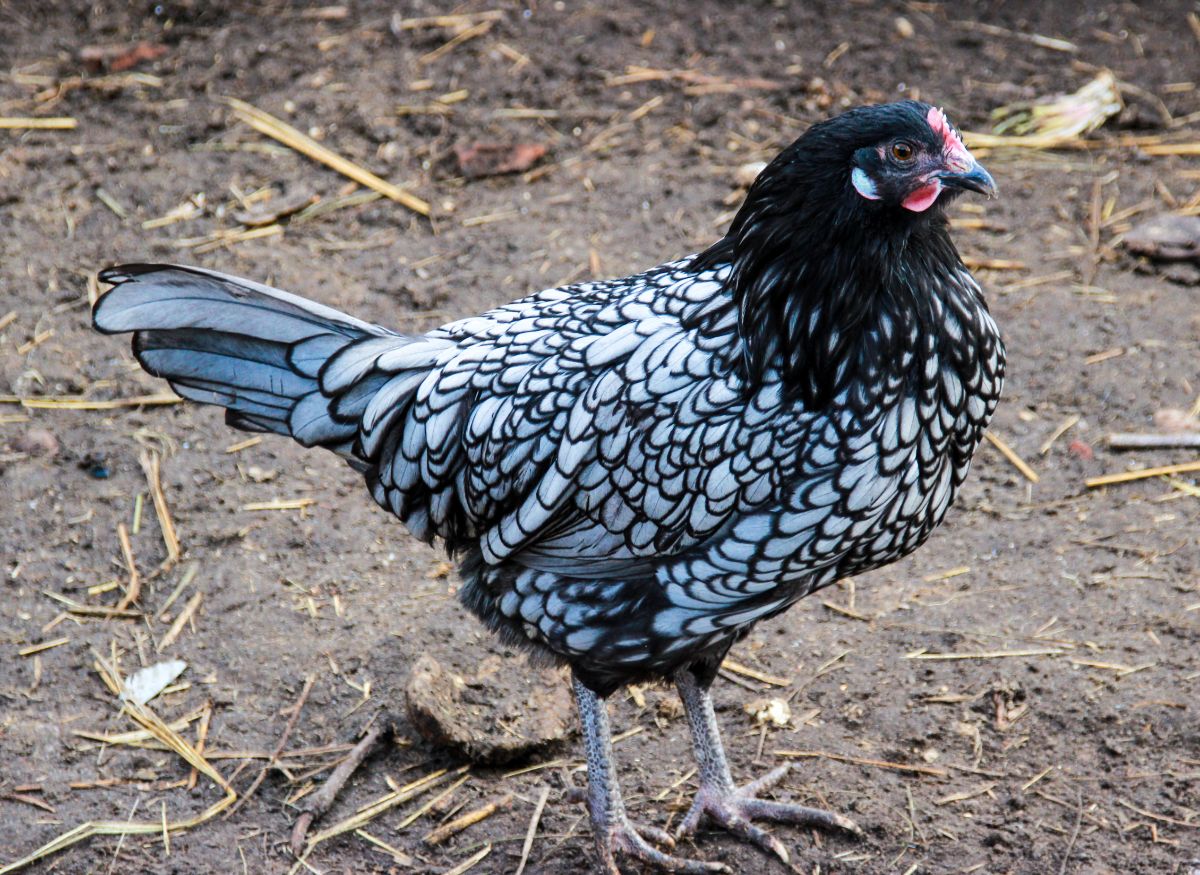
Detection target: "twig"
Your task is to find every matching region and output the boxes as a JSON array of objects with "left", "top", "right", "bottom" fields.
[
  {"left": 289, "top": 718, "right": 389, "bottom": 854},
  {"left": 1107, "top": 433, "right": 1200, "bottom": 450},
  {"left": 1058, "top": 792, "right": 1083, "bottom": 875},
  {"left": 515, "top": 786, "right": 550, "bottom": 875},
  {"left": 1116, "top": 799, "right": 1200, "bottom": 828},
  {"left": 229, "top": 675, "right": 316, "bottom": 815},
  {"left": 952, "top": 19, "right": 1078, "bottom": 52}
]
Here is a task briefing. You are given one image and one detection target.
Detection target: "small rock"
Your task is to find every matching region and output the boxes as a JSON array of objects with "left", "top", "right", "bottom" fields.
[
  {"left": 404, "top": 653, "right": 573, "bottom": 764},
  {"left": 14, "top": 428, "right": 58, "bottom": 458},
  {"left": 1067, "top": 438, "right": 1094, "bottom": 460},
  {"left": 895, "top": 16, "right": 915, "bottom": 38},
  {"left": 1123, "top": 214, "right": 1200, "bottom": 262},
  {"left": 244, "top": 465, "right": 277, "bottom": 483}
]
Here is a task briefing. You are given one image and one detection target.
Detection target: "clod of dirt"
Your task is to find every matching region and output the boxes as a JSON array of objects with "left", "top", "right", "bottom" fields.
[
  {"left": 403, "top": 653, "right": 574, "bottom": 764},
  {"left": 744, "top": 696, "right": 791, "bottom": 727},
  {"left": 1123, "top": 214, "right": 1200, "bottom": 262},
  {"left": 14, "top": 428, "right": 59, "bottom": 458},
  {"left": 453, "top": 142, "right": 547, "bottom": 179}
]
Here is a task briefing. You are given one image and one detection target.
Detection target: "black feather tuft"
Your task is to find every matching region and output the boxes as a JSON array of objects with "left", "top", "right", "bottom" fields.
[{"left": 693, "top": 100, "right": 974, "bottom": 407}]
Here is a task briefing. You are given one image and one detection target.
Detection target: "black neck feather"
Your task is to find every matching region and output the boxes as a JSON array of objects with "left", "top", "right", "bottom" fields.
[{"left": 693, "top": 164, "right": 964, "bottom": 408}]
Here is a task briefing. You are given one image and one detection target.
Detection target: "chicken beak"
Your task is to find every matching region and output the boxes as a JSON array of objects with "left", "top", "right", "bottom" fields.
[{"left": 938, "top": 159, "right": 998, "bottom": 199}]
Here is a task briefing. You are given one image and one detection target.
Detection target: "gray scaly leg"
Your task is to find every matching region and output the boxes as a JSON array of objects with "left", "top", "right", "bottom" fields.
[
  {"left": 572, "top": 675, "right": 727, "bottom": 874},
  {"left": 674, "top": 668, "right": 862, "bottom": 864}
]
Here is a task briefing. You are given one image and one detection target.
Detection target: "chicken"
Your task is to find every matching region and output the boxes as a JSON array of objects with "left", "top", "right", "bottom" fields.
[{"left": 93, "top": 99, "right": 1003, "bottom": 873}]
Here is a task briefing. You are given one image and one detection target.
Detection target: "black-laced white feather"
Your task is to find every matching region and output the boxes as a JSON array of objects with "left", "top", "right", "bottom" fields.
[{"left": 94, "top": 100, "right": 1005, "bottom": 696}]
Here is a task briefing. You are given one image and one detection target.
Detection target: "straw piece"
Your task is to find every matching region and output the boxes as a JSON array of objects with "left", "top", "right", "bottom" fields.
[
  {"left": 140, "top": 452, "right": 181, "bottom": 565},
  {"left": 515, "top": 786, "right": 550, "bottom": 875},
  {"left": 354, "top": 829, "right": 413, "bottom": 866},
  {"left": 158, "top": 592, "right": 203, "bottom": 651},
  {"left": 0, "top": 117, "right": 77, "bottom": 129},
  {"left": 423, "top": 793, "right": 513, "bottom": 846},
  {"left": 1116, "top": 799, "right": 1199, "bottom": 829},
  {"left": 223, "top": 98, "right": 429, "bottom": 216},
  {"left": 394, "top": 774, "right": 470, "bottom": 829},
  {"left": 0, "top": 658, "right": 236, "bottom": 875},
  {"left": 241, "top": 498, "right": 316, "bottom": 511},
  {"left": 443, "top": 845, "right": 492, "bottom": 875},
  {"left": 774, "top": 750, "right": 947, "bottom": 778},
  {"left": 922, "top": 565, "right": 970, "bottom": 582},
  {"left": 721, "top": 658, "right": 791, "bottom": 687},
  {"left": 392, "top": 11, "right": 504, "bottom": 30},
  {"left": 17, "top": 637, "right": 70, "bottom": 657},
  {"left": 961, "top": 257, "right": 1027, "bottom": 270},
  {"left": 224, "top": 436, "right": 264, "bottom": 453},
  {"left": 984, "top": 432, "right": 1040, "bottom": 483},
  {"left": 1086, "top": 459, "right": 1200, "bottom": 488},
  {"left": 1141, "top": 143, "right": 1200, "bottom": 156},
  {"left": 304, "top": 766, "right": 466, "bottom": 853},
  {"left": 905, "top": 648, "right": 1063, "bottom": 660},
  {"left": 1040, "top": 414, "right": 1080, "bottom": 454},
  {"left": 43, "top": 590, "right": 141, "bottom": 619},
  {"left": 417, "top": 20, "right": 494, "bottom": 65},
  {"left": 10, "top": 392, "right": 181, "bottom": 410},
  {"left": 113, "top": 523, "right": 141, "bottom": 613},
  {"left": 935, "top": 782, "right": 998, "bottom": 805}
]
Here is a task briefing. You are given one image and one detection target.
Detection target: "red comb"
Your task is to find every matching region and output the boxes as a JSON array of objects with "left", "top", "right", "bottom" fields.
[{"left": 927, "top": 107, "right": 967, "bottom": 153}]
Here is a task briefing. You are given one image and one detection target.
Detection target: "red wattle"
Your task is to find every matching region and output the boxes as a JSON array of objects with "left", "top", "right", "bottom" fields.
[{"left": 902, "top": 181, "right": 941, "bottom": 212}]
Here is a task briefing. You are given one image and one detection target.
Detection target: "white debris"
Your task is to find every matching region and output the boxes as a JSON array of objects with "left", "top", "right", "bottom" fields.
[{"left": 121, "top": 659, "right": 187, "bottom": 706}]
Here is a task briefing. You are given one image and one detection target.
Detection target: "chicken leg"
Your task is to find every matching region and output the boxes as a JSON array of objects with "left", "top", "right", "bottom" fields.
[
  {"left": 674, "top": 668, "right": 862, "bottom": 864},
  {"left": 573, "top": 675, "right": 727, "bottom": 874}
]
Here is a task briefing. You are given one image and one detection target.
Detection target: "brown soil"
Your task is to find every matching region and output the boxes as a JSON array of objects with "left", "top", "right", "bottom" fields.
[{"left": 2, "top": 2, "right": 1199, "bottom": 874}]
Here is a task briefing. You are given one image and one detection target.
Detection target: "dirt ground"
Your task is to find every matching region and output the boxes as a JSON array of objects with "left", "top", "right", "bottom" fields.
[{"left": 2, "top": 1, "right": 1199, "bottom": 873}]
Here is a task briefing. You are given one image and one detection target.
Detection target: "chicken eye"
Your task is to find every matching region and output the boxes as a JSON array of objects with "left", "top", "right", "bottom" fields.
[{"left": 891, "top": 141, "right": 915, "bottom": 162}]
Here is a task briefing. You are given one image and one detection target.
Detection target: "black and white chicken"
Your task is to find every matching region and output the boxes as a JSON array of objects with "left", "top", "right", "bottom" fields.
[{"left": 94, "top": 100, "right": 1004, "bottom": 873}]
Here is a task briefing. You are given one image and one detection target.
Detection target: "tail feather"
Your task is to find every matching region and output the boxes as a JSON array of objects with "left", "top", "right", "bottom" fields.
[{"left": 92, "top": 264, "right": 402, "bottom": 455}]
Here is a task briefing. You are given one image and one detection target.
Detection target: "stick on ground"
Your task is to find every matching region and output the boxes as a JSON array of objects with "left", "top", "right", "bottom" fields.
[{"left": 289, "top": 718, "right": 390, "bottom": 854}]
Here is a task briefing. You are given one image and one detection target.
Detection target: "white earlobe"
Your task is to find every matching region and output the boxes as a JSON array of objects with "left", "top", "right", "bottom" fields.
[{"left": 851, "top": 167, "right": 881, "bottom": 200}]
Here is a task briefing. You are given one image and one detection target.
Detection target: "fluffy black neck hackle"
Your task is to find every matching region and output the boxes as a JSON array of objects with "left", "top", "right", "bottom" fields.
[{"left": 694, "top": 101, "right": 967, "bottom": 408}]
